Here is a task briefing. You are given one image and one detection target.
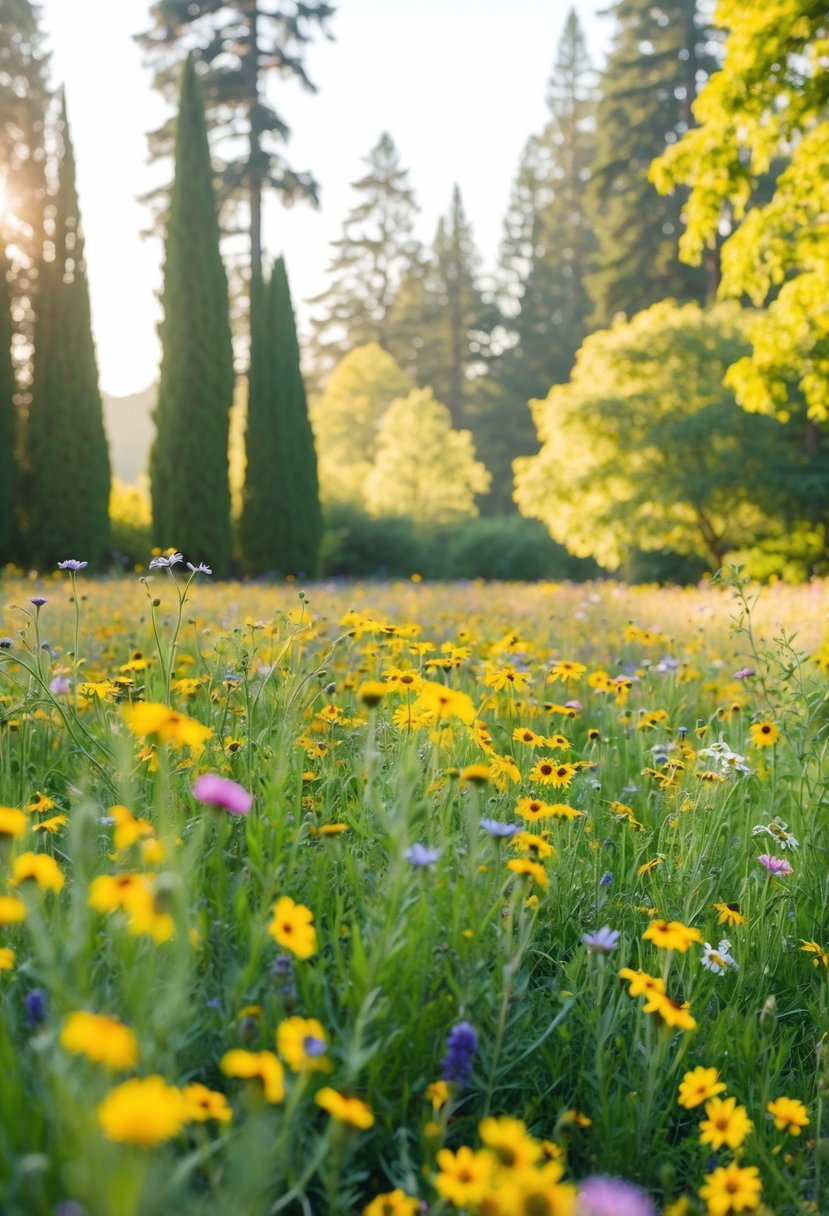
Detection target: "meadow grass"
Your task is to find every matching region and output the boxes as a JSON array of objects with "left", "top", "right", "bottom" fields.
[{"left": 0, "top": 565, "right": 827, "bottom": 1216}]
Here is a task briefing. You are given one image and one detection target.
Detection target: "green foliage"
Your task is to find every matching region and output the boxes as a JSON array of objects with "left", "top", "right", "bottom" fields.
[
  {"left": 311, "top": 343, "right": 414, "bottom": 507},
  {"left": 308, "top": 133, "right": 421, "bottom": 382},
  {"left": 109, "top": 478, "right": 152, "bottom": 571},
  {"left": 0, "top": 254, "right": 15, "bottom": 564},
  {"left": 586, "top": 0, "right": 715, "bottom": 324},
  {"left": 514, "top": 301, "right": 828, "bottom": 570},
  {"left": 365, "top": 387, "right": 490, "bottom": 526},
  {"left": 26, "top": 94, "right": 111, "bottom": 570},
  {"left": 651, "top": 0, "right": 829, "bottom": 424},
  {"left": 240, "top": 257, "right": 322, "bottom": 577},
  {"left": 490, "top": 12, "right": 597, "bottom": 512},
  {"left": 150, "top": 56, "right": 234, "bottom": 576}
]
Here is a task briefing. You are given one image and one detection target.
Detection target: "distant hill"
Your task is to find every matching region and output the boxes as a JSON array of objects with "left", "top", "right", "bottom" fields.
[{"left": 102, "top": 385, "right": 156, "bottom": 483}]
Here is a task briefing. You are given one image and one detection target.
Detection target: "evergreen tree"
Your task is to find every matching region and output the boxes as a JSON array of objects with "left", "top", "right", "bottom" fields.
[
  {"left": 308, "top": 132, "right": 421, "bottom": 384},
  {"left": 0, "top": 253, "right": 15, "bottom": 563},
  {"left": 0, "top": 0, "right": 50, "bottom": 390},
  {"left": 240, "top": 258, "right": 322, "bottom": 577},
  {"left": 26, "top": 93, "right": 111, "bottom": 569},
  {"left": 489, "top": 9, "right": 597, "bottom": 511},
  {"left": 136, "top": 1, "right": 334, "bottom": 275},
  {"left": 151, "top": 56, "right": 234, "bottom": 575},
  {"left": 388, "top": 185, "right": 495, "bottom": 431},
  {"left": 586, "top": 0, "right": 717, "bottom": 323}
]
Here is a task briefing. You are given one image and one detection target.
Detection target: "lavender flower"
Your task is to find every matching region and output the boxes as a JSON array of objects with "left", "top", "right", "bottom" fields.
[
  {"left": 734, "top": 667, "right": 755, "bottom": 679},
  {"left": 581, "top": 926, "right": 620, "bottom": 954},
  {"left": 758, "top": 853, "right": 793, "bottom": 876},
  {"left": 57, "top": 559, "right": 88, "bottom": 571},
  {"left": 599, "top": 871, "right": 613, "bottom": 888},
  {"left": 29, "top": 597, "right": 47, "bottom": 608},
  {"left": 441, "top": 1020, "right": 477, "bottom": 1086},
  {"left": 49, "top": 675, "right": 72, "bottom": 696},
  {"left": 577, "top": 1176, "right": 655, "bottom": 1216},
  {"left": 149, "top": 552, "right": 183, "bottom": 569},
  {"left": 405, "top": 843, "right": 442, "bottom": 868},
  {"left": 303, "top": 1035, "right": 327, "bottom": 1058},
  {"left": 479, "top": 818, "right": 520, "bottom": 838}
]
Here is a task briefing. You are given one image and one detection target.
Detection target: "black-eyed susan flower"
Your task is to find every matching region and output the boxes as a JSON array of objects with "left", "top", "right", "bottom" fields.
[
  {"left": 677, "top": 1066, "right": 727, "bottom": 1109},
  {"left": 714, "top": 901, "right": 748, "bottom": 927},
  {"left": 698, "top": 1162, "right": 761, "bottom": 1215},
  {"left": 434, "top": 1145, "right": 494, "bottom": 1207},
  {"left": 800, "top": 940, "right": 829, "bottom": 968},
  {"left": 276, "top": 1016, "right": 331, "bottom": 1073},
  {"left": 220, "top": 1049, "right": 285, "bottom": 1103},
  {"left": 315, "top": 1087, "right": 374, "bottom": 1129},
  {"left": 749, "top": 721, "right": 779, "bottom": 747},
  {"left": 530, "top": 759, "right": 577, "bottom": 788},
  {"left": 618, "top": 967, "right": 666, "bottom": 1000},
  {"left": 123, "top": 702, "right": 212, "bottom": 751},
  {"left": 9, "top": 852, "right": 65, "bottom": 893},
  {"left": 59, "top": 1011, "right": 138, "bottom": 1070},
  {"left": 507, "top": 857, "right": 549, "bottom": 891},
  {"left": 97, "top": 1076, "right": 187, "bottom": 1145},
  {"left": 642, "top": 920, "right": 703, "bottom": 952},
  {"left": 267, "top": 896, "right": 317, "bottom": 960},
  {"left": 766, "top": 1096, "right": 809, "bottom": 1135},
  {"left": 362, "top": 1190, "right": 420, "bottom": 1216},
  {"left": 698, "top": 1095, "right": 752, "bottom": 1149},
  {"left": 182, "top": 1083, "right": 232, "bottom": 1123},
  {"left": 0, "top": 807, "right": 27, "bottom": 839}
]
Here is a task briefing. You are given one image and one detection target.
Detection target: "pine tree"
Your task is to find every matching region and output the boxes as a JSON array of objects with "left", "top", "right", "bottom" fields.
[
  {"left": 240, "top": 258, "right": 322, "bottom": 577},
  {"left": 586, "top": 0, "right": 717, "bottom": 323},
  {"left": 0, "top": 253, "right": 15, "bottom": 563},
  {"left": 26, "top": 93, "right": 111, "bottom": 569},
  {"left": 151, "top": 56, "right": 234, "bottom": 575},
  {"left": 388, "top": 185, "right": 495, "bottom": 431},
  {"left": 308, "top": 132, "right": 421, "bottom": 384},
  {"left": 489, "top": 9, "right": 597, "bottom": 512},
  {"left": 136, "top": 1, "right": 334, "bottom": 276}
]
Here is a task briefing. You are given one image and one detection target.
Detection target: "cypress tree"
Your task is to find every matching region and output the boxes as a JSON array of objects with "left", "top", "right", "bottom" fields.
[
  {"left": 586, "top": 0, "right": 717, "bottom": 324},
  {"left": 151, "top": 55, "right": 234, "bottom": 575},
  {"left": 27, "top": 93, "right": 111, "bottom": 569},
  {"left": 0, "top": 253, "right": 15, "bottom": 564},
  {"left": 240, "top": 258, "right": 322, "bottom": 577}
]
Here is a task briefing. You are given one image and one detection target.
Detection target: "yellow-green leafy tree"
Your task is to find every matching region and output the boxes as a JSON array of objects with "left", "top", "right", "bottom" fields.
[
  {"left": 513, "top": 301, "right": 826, "bottom": 572},
  {"left": 650, "top": 1, "right": 829, "bottom": 423},
  {"left": 365, "top": 388, "right": 490, "bottom": 527},
  {"left": 310, "top": 343, "right": 413, "bottom": 506}
]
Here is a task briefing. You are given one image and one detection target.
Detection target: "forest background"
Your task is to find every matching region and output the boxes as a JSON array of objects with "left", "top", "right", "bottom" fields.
[{"left": 1, "top": 0, "right": 827, "bottom": 584}]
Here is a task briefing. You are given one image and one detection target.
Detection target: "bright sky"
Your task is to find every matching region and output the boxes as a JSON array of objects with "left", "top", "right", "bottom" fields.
[{"left": 39, "top": 0, "right": 610, "bottom": 396}]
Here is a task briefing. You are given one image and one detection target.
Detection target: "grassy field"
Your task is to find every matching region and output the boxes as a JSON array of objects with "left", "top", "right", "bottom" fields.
[{"left": 0, "top": 565, "right": 827, "bottom": 1216}]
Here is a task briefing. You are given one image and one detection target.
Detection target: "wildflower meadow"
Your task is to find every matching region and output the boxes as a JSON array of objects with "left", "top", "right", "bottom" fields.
[{"left": 0, "top": 560, "right": 826, "bottom": 1216}]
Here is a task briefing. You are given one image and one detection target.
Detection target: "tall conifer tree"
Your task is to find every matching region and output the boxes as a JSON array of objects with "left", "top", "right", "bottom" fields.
[
  {"left": 27, "top": 93, "right": 111, "bottom": 568},
  {"left": 151, "top": 55, "right": 234, "bottom": 575},
  {"left": 388, "top": 185, "right": 494, "bottom": 431},
  {"left": 241, "top": 259, "right": 322, "bottom": 576},
  {"left": 308, "top": 132, "right": 421, "bottom": 384},
  {"left": 586, "top": 0, "right": 717, "bottom": 323},
  {"left": 490, "top": 10, "right": 597, "bottom": 511},
  {"left": 0, "top": 253, "right": 15, "bottom": 563}
]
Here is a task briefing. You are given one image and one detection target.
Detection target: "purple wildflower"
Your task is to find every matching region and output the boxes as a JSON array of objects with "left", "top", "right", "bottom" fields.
[
  {"left": 599, "top": 871, "right": 613, "bottom": 888},
  {"left": 149, "top": 552, "right": 183, "bottom": 569},
  {"left": 0, "top": 638, "right": 12, "bottom": 649},
  {"left": 577, "top": 1176, "right": 655, "bottom": 1216},
  {"left": 57, "top": 559, "right": 88, "bottom": 572},
  {"left": 29, "top": 597, "right": 47, "bottom": 608},
  {"left": 192, "top": 773, "right": 253, "bottom": 816},
  {"left": 441, "top": 1020, "right": 477, "bottom": 1086},
  {"left": 480, "top": 818, "right": 520, "bottom": 838},
  {"left": 565, "top": 700, "right": 583, "bottom": 712},
  {"left": 49, "top": 675, "right": 72, "bottom": 696},
  {"left": 734, "top": 667, "right": 755, "bottom": 679},
  {"left": 25, "top": 989, "right": 47, "bottom": 1026},
  {"left": 758, "top": 853, "right": 793, "bottom": 876},
  {"left": 581, "top": 926, "right": 620, "bottom": 954},
  {"left": 405, "top": 843, "right": 442, "bottom": 868},
  {"left": 303, "top": 1035, "right": 327, "bottom": 1058}
]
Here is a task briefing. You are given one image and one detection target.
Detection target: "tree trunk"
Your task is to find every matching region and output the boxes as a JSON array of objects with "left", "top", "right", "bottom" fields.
[{"left": 248, "top": 0, "right": 262, "bottom": 279}]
